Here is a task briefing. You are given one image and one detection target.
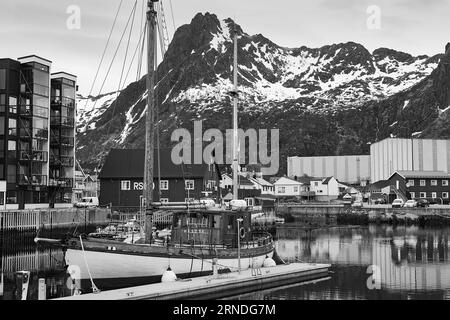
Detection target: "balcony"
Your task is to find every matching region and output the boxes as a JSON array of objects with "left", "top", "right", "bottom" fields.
[
  {"left": 50, "top": 155, "right": 74, "bottom": 167},
  {"left": 19, "top": 105, "right": 32, "bottom": 117},
  {"left": 51, "top": 116, "right": 74, "bottom": 128},
  {"left": 51, "top": 98, "right": 75, "bottom": 109},
  {"left": 18, "top": 174, "right": 48, "bottom": 186},
  {"left": 33, "top": 128, "right": 49, "bottom": 140},
  {"left": 61, "top": 136, "right": 74, "bottom": 147},
  {"left": 48, "top": 178, "right": 73, "bottom": 188},
  {"left": 19, "top": 150, "right": 48, "bottom": 162}
]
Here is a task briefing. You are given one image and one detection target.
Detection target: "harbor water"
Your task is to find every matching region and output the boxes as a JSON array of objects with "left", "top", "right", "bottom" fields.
[{"left": 1, "top": 224, "right": 449, "bottom": 300}]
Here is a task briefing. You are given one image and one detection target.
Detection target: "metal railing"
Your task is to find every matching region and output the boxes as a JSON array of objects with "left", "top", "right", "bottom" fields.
[{"left": 18, "top": 174, "right": 48, "bottom": 186}]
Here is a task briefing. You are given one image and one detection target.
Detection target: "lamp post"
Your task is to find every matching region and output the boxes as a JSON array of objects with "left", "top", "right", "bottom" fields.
[{"left": 237, "top": 218, "right": 243, "bottom": 274}]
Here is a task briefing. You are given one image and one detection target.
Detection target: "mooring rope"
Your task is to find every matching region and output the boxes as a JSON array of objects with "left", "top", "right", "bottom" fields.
[{"left": 79, "top": 236, "right": 101, "bottom": 294}]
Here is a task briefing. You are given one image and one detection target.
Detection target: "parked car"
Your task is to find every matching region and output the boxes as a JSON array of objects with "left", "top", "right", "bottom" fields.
[
  {"left": 392, "top": 199, "right": 404, "bottom": 208},
  {"left": 352, "top": 200, "right": 363, "bottom": 208},
  {"left": 374, "top": 198, "right": 386, "bottom": 205},
  {"left": 403, "top": 200, "right": 417, "bottom": 208},
  {"left": 417, "top": 199, "right": 430, "bottom": 208},
  {"left": 75, "top": 197, "right": 99, "bottom": 208}
]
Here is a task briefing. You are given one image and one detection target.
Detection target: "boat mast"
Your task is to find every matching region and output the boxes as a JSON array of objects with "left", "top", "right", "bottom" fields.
[
  {"left": 232, "top": 24, "right": 239, "bottom": 201},
  {"left": 144, "top": 0, "right": 158, "bottom": 244}
]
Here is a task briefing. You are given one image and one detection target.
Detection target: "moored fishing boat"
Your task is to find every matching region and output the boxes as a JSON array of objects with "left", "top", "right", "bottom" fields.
[{"left": 64, "top": 207, "right": 274, "bottom": 281}]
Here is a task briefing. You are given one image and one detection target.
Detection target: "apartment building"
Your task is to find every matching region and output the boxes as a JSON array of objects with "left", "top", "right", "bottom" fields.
[{"left": 0, "top": 55, "right": 76, "bottom": 209}]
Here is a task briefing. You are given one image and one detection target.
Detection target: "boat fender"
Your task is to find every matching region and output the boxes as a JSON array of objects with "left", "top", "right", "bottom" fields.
[
  {"left": 263, "top": 255, "right": 276, "bottom": 268},
  {"left": 161, "top": 267, "right": 177, "bottom": 283},
  {"left": 239, "top": 227, "right": 246, "bottom": 239}
]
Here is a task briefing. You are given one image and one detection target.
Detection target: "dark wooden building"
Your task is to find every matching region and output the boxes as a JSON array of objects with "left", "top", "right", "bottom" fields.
[
  {"left": 388, "top": 171, "right": 450, "bottom": 204},
  {"left": 98, "top": 149, "right": 211, "bottom": 211}
]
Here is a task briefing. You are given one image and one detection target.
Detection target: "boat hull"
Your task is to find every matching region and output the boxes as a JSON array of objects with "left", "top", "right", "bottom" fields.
[{"left": 64, "top": 238, "right": 274, "bottom": 280}]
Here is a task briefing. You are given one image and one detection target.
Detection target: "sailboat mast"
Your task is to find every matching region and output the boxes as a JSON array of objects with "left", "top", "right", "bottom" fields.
[
  {"left": 144, "top": 0, "right": 158, "bottom": 244},
  {"left": 232, "top": 25, "right": 239, "bottom": 201}
]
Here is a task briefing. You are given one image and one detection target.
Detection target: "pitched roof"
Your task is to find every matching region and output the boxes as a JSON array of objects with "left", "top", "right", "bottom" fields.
[
  {"left": 369, "top": 180, "right": 391, "bottom": 190},
  {"left": 273, "top": 176, "right": 302, "bottom": 185},
  {"left": 99, "top": 148, "right": 208, "bottom": 179},
  {"left": 322, "top": 177, "right": 335, "bottom": 185},
  {"left": 393, "top": 170, "right": 450, "bottom": 179},
  {"left": 254, "top": 177, "right": 273, "bottom": 187}
]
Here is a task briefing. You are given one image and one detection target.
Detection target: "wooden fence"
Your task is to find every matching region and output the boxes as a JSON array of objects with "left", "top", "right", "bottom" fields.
[{"left": 0, "top": 208, "right": 111, "bottom": 232}]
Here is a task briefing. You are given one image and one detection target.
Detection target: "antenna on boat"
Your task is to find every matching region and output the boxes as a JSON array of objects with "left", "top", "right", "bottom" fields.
[
  {"left": 144, "top": 0, "right": 159, "bottom": 244},
  {"left": 231, "top": 21, "right": 239, "bottom": 201}
]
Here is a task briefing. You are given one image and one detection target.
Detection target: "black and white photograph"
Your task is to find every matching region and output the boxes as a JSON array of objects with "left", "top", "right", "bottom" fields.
[{"left": 1, "top": 0, "right": 450, "bottom": 308}]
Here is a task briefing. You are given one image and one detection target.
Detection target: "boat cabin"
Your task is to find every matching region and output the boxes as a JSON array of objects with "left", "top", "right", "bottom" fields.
[{"left": 171, "top": 209, "right": 252, "bottom": 247}]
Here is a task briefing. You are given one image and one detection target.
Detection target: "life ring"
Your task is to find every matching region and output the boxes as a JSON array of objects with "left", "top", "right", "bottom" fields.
[{"left": 239, "top": 227, "right": 245, "bottom": 239}]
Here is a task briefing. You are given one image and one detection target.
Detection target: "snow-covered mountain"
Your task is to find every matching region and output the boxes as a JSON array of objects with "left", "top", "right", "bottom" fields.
[{"left": 75, "top": 13, "right": 450, "bottom": 173}]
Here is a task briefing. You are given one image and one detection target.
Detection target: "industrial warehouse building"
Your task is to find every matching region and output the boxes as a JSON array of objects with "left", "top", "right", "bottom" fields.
[
  {"left": 370, "top": 138, "right": 450, "bottom": 183},
  {"left": 287, "top": 155, "right": 371, "bottom": 185}
]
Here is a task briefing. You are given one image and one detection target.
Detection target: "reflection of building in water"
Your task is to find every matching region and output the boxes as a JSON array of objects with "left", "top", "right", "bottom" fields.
[
  {"left": 372, "top": 234, "right": 450, "bottom": 291},
  {"left": 276, "top": 229, "right": 450, "bottom": 292},
  {"left": 0, "top": 247, "right": 67, "bottom": 300},
  {"left": 1, "top": 249, "right": 64, "bottom": 273}
]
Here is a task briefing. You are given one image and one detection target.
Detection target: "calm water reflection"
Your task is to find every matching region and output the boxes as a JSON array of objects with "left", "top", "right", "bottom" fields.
[
  {"left": 230, "top": 225, "right": 450, "bottom": 300},
  {"left": 1, "top": 225, "right": 449, "bottom": 300}
]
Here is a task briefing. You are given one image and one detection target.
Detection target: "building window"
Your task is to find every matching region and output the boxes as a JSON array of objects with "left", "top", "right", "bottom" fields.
[
  {"left": 408, "top": 180, "right": 414, "bottom": 187},
  {"left": 410, "top": 192, "right": 415, "bottom": 199},
  {"left": 160, "top": 198, "right": 169, "bottom": 203},
  {"left": 443, "top": 192, "right": 449, "bottom": 199},
  {"left": 185, "top": 180, "right": 194, "bottom": 190},
  {"left": 8, "top": 118, "right": 17, "bottom": 136},
  {"left": 432, "top": 192, "right": 437, "bottom": 199},
  {"left": 8, "top": 96, "right": 17, "bottom": 114},
  {"left": 420, "top": 180, "right": 426, "bottom": 187},
  {"left": 0, "top": 192, "right": 4, "bottom": 206},
  {"left": 160, "top": 180, "right": 169, "bottom": 190},
  {"left": 278, "top": 187, "right": 285, "bottom": 194},
  {"left": 245, "top": 198, "right": 254, "bottom": 206},
  {"left": 8, "top": 140, "right": 16, "bottom": 159},
  {"left": 0, "top": 69, "right": 5, "bottom": 90},
  {"left": 0, "top": 94, "right": 5, "bottom": 113},
  {"left": 121, "top": 180, "right": 131, "bottom": 191},
  {"left": 6, "top": 191, "right": 17, "bottom": 204},
  {"left": 294, "top": 187, "right": 299, "bottom": 193},
  {"left": 314, "top": 182, "right": 319, "bottom": 187},
  {"left": 420, "top": 192, "right": 427, "bottom": 198},
  {"left": 431, "top": 180, "right": 437, "bottom": 186},
  {"left": 443, "top": 180, "right": 449, "bottom": 186},
  {"left": 185, "top": 198, "right": 194, "bottom": 203}
]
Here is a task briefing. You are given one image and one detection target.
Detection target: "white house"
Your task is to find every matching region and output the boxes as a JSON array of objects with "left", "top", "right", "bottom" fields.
[
  {"left": 248, "top": 177, "right": 275, "bottom": 195},
  {"left": 309, "top": 177, "right": 340, "bottom": 202},
  {"left": 273, "top": 177, "right": 303, "bottom": 197},
  {"left": 220, "top": 174, "right": 256, "bottom": 190}
]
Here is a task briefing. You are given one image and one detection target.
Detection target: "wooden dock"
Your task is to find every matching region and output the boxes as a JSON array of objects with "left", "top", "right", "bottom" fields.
[{"left": 54, "top": 262, "right": 331, "bottom": 300}]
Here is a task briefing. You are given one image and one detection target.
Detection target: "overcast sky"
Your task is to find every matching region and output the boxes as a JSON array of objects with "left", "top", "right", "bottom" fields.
[{"left": 1, "top": 0, "right": 450, "bottom": 96}]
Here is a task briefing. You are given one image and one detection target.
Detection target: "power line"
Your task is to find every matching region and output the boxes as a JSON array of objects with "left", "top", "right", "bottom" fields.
[{"left": 82, "top": 0, "right": 123, "bottom": 109}]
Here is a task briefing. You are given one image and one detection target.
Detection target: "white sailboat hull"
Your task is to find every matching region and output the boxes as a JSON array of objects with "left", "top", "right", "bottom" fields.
[{"left": 65, "top": 248, "right": 274, "bottom": 280}]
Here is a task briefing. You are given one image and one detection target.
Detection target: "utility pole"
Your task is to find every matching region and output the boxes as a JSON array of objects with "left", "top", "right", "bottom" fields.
[
  {"left": 232, "top": 24, "right": 239, "bottom": 201},
  {"left": 144, "top": 0, "right": 158, "bottom": 244}
]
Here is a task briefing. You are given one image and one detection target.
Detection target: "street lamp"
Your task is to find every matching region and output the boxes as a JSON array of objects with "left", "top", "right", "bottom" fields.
[{"left": 237, "top": 217, "right": 243, "bottom": 274}]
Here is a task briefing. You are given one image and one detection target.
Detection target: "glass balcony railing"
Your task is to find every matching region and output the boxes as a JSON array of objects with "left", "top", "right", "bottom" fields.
[
  {"left": 19, "top": 150, "right": 48, "bottom": 162},
  {"left": 50, "top": 155, "right": 74, "bottom": 167},
  {"left": 19, "top": 105, "right": 32, "bottom": 117},
  {"left": 33, "top": 128, "right": 49, "bottom": 140},
  {"left": 51, "top": 116, "right": 74, "bottom": 128},
  {"left": 18, "top": 174, "right": 47, "bottom": 186},
  {"left": 48, "top": 178, "right": 73, "bottom": 188},
  {"left": 61, "top": 136, "right": 74, "bottom": 147}
]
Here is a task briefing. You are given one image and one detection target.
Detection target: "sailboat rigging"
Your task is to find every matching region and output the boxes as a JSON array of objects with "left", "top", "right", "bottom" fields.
[{"left": 58, "top": 0, "right": 275, "bottom": 287}]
